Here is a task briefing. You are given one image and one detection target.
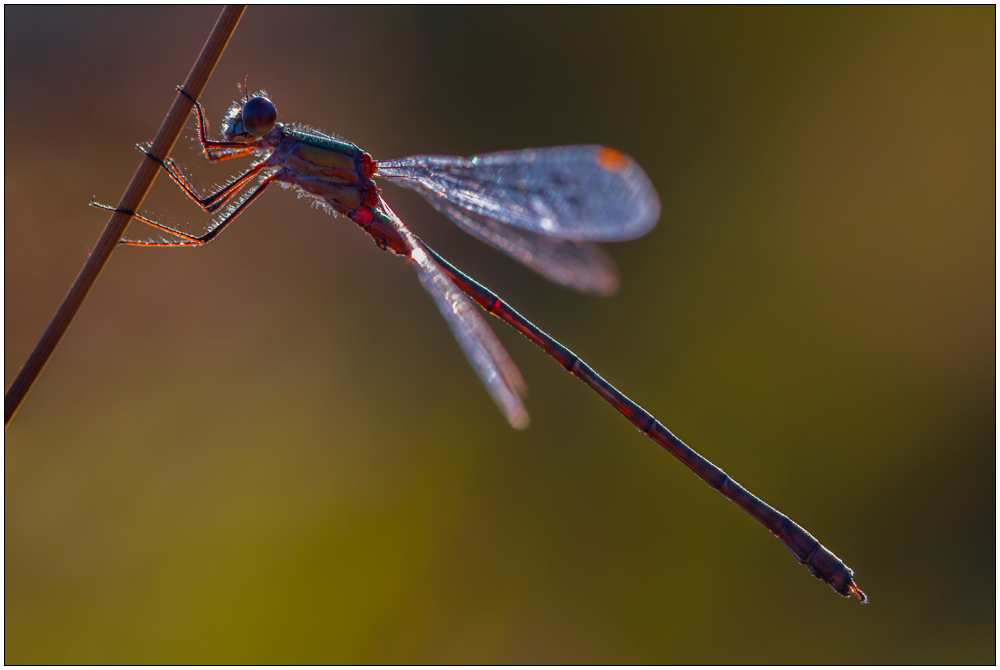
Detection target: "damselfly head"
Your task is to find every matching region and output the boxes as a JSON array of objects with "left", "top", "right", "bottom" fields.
[{"left": 222, "top": 95, "right": 277, "bottom": 141}]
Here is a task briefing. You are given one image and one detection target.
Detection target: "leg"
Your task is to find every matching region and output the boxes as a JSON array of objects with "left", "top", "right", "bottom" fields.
[
  {"left": 90, "top": 176, "right": 275, "bottom": 248},
  {"left": 176, "top": 86, "right": 256, "bottom": 162},
  {"left": 137, "top": 143, "right": 267, "bottom": 213}
]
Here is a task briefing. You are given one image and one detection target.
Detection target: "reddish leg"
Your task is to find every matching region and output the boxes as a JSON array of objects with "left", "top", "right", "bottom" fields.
[
  {"left": 90, "top": 176, "right": 275, "bottom": 247},
  {"left": 137, "top": 144, "right": 267, "bottom": 213},
  {"left": 176, "top": 86, "right": 257, "bottom": 162}
]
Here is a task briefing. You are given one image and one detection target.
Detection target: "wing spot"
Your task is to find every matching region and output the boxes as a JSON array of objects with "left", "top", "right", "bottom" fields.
[{"left": 595, "top": 147, "right": 629, "bottom": 173}]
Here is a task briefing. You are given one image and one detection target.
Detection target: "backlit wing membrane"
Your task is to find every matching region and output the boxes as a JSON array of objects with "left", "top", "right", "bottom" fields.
[
  {"left": 377, "top": 146, "right": 660, "bottom": 242},
  {"left": 404, "top": 181, "right": 620, "bottom": 295},
  {"left": 376, "top": 196, "right": 529, "bottom": 429}
]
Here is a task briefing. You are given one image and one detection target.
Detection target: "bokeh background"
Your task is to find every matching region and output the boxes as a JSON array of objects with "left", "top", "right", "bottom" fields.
[{"left": 5, "top": 6, "right": 994, "bottom": 664}]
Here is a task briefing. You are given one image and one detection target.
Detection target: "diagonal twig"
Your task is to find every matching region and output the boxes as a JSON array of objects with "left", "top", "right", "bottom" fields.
[{"left": 5, "top": 5, "right": 247, "bottom": 428}]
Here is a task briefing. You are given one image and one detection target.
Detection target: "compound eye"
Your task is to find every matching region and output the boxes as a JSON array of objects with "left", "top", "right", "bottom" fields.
[{"left": 241, "top": 96, "right": 277, "bottom": 137}]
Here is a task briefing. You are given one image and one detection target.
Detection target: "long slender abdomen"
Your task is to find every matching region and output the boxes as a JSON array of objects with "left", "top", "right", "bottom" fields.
[{"left": 420, "top": 242, "right": 867, "bottom": 603}]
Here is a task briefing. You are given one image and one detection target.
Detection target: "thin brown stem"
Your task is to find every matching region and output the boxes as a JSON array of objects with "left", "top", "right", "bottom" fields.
[{"left": 4, "top": 5, "right": 247, "bottom": 428}]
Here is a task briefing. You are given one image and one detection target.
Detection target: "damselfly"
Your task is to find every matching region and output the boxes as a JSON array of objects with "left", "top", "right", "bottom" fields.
[{"left": 93, "top": 85, "right": 866, "bottom": 603}]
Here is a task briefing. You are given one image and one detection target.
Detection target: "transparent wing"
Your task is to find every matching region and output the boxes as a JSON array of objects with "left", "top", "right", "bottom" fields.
[
  {"left": 377, "top": 145, "right": 660, "bottom": 242},
  {"left": 405, "top": 181, "right": 620, "bottom": 295},
  {"left": 376, "top": 196, "right": 529, "bottom": 429}
]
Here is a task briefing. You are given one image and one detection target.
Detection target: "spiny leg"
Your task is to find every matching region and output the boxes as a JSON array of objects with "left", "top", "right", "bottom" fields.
[
  {"left": 90, "top": 176, "right": 275, "bottom": 248},
  {"left": 137, "top": 143, "right": 267, "bottom": 213},
  {"left": 176, "top": 86, "right": 255, "bottom": 162}
]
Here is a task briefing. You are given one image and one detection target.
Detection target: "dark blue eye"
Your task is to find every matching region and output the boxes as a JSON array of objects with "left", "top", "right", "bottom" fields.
[{"left": 242, "top": 96, "right": 277, "bottom": 137}]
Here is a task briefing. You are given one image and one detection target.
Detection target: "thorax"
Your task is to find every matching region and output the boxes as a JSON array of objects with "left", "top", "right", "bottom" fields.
[{"left": 267, "top": 126, "right": 378, "bottom": 215}]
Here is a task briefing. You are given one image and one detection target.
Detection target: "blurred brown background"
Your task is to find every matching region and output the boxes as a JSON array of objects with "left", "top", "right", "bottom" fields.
[{"left": 5, "top": 6, "right": 994, "bottom": 664}]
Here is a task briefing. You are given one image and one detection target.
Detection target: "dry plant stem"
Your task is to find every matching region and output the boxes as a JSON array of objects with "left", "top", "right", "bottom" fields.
[{"left": 4, "top": 5, "right": 247, "bottom": 428}]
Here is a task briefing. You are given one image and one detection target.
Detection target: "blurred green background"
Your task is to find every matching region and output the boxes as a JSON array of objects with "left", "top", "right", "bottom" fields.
[{"left": 5, "top": 6, "right": 994, "bottom": 664}]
